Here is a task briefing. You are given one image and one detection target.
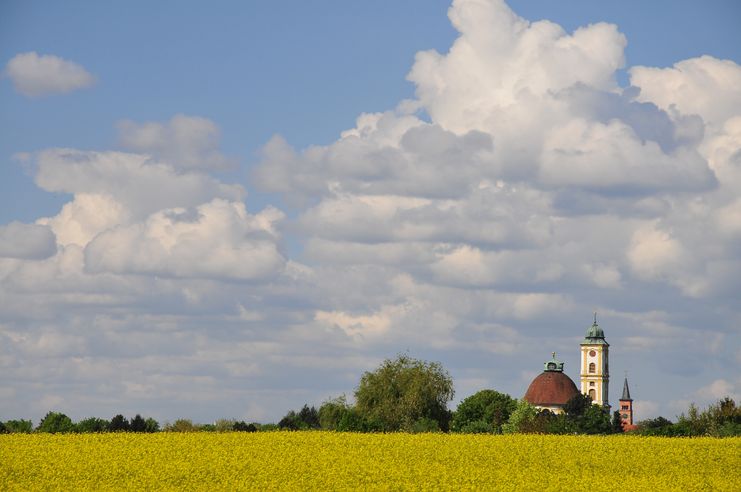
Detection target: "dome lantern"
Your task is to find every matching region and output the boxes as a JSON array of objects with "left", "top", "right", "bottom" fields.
[{"left": 543, "top": 352, "right": 564, "bottom": 372}]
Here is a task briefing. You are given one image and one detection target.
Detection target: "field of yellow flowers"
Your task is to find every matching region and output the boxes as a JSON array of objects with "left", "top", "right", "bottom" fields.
[{"left": 2, "top": 432, "right": 739, "bottom": 490}]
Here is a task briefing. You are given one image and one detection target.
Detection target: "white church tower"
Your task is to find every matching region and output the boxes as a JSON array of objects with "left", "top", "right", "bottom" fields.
[{"left": 580, "top": 313, "right": 610, "bottom": 409}]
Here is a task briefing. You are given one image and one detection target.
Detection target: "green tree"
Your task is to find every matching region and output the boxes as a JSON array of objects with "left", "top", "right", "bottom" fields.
[
  {"left": 279, "top": 405, "right": 320, "bottom": 430},
  {"left": 677, "top": 403, "right": 707, "bottom": 436},
  {"left": 410, "top": 417, "right": 440, "bottom": 433},
  {"left": 108, "top": 414, "right": 130, "bottom": 432},
  {"left": 76, "top": 417, "right": 110, "bottom": 433},
  {"left": 703, "top": 397, "right": 740, "bottom": 437},
  {"left": 457, "top": 420, "right": 494, "bottom": 434},
  {"left": 144, "top": 417, "right": 160, "bottom": 433},
  {"left": 451, "top": 390, "right": 517, "bottom": 434},
  {"left": 214, "top": 419, "right": 235, "bottom": 432},
  {"left": 256, "top": 423, "right": 279, "bottom": 432},
  {"left": 3, "top": 419, "right": 33, "bottom": 433},
  {"left": 636, "top": 416, "right": 675, "bottom": 436},
  {"left": 0, "top": 421, "right": 7, "bottom": 434},
  {"left": 336, "top": 407, "right": 383, "bottom": 432},
  {"left": 233, "top": 421, "right": 257, "bottom": 432},
  {"left": 611, "top": 410, "right": 625, "bottom": 433},
  {"left": 563, "top": 392, "right": 592, "bottom": 418},
  {"left": 354, "top": 354, "right": 454, "bottom": 432},
  {"left": 579, "top": 404, "right": 612, "bottom": 434},
  {"left": 164, "top": 419, "right": 197, "bottom": 432},
  {"left": 560, "top": 393, "right": 612, "bottom": 434},
  {"left": 319, "top": 396, "right": 351, "bottom": 431},
  {"left": 130, "top": 414, "right": 146, "bottom": 433},
  {"left": 502, "top": 400, "right": 538, "bottom": 434},
  {"left": 37, "top": 411, "right": 74, "bottom": 433},
  {"left": 298, "top": 405, "right": 320, "bottom": 429}
]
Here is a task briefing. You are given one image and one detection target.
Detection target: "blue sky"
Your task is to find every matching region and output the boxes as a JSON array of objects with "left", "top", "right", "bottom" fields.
[{"left": 1, "top": 1, "right": 740, "bottom": 424}]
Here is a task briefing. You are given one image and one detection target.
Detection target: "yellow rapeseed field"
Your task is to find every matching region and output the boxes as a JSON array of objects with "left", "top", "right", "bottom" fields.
[{"left": 1, "top": 432, "right": 739, "bottom": 490}]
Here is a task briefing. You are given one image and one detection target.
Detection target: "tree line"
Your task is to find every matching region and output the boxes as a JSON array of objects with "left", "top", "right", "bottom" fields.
[
  {"left": 2, "top": 355, "right": 739, "bottom": 436},
  {"left": 0, "top": 412, "right": 267, "bottom": 434}
]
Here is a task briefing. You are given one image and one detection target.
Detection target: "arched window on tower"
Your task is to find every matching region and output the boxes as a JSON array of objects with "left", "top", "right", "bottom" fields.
[
  {"left": 589, "top": 362, "right": 596, "bottom": 374},
  {"left": 589, "top": 389, "right": 596, "bottom": 400}
]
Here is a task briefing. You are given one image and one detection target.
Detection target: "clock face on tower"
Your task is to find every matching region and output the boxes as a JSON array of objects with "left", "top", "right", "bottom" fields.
[{"left": 589, "top": 350, "right": 596, "bottom": 357}]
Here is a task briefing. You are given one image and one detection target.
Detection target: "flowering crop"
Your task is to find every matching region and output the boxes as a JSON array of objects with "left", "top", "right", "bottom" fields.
[{"left": 1, "top": 432, "right": 739, "bottom": 490}]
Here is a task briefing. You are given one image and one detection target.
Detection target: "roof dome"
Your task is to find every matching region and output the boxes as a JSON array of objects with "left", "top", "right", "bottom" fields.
[{"left": 524, "top": 371, "right": 579, "bottom": 407}]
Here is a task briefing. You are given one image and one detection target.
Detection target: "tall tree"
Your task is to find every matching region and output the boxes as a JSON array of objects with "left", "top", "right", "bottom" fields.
[{"left": 354, "top": 354, "right": 454, "bottom": 432}]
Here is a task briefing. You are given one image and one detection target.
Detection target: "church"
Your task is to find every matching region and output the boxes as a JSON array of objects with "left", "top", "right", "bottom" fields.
[{"left": 523, "top": 315, "right": 635, "bottom": 429}]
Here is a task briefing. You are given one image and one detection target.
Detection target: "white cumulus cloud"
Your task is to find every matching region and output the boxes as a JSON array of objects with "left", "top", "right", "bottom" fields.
[
  {"left": 33, "top": 149, "right": 244, "bottom": 219},
  {"left": 84, "top": 199, "right": 286, "bottom": 280},
  {"left": 630, "top": 56, "right": 741, "bottom": 129},
  {"left": 4, "top": 52, "right": 96, "bottom": 97}
]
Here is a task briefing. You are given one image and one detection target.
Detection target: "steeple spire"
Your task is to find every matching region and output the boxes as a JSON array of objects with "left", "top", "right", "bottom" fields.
[{"left": 621, "top": 376, "right": 632, "bottom": 401}]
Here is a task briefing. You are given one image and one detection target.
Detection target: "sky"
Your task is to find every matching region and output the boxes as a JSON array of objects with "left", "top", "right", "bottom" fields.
[{"left": 1, "top": 0, "right": 740, "bottom": 425}]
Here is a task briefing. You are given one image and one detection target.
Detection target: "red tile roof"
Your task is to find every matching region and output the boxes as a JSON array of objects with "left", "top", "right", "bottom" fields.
[{"left": 524, "top": 371, "right": 580, "bottom": 407}]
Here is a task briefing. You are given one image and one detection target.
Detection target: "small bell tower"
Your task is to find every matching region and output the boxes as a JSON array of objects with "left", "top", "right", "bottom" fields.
[
  {"left": 619, "top": 376, "right": 634, "bottom": 427},
  {"left": 580, "top": 313, "right": 610, "bottom": 409}
]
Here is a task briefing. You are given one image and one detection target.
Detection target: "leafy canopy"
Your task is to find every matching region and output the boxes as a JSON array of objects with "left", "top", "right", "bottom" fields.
[
  {"left": 354, "top": 354, "right": 454, "bottom": 432},
  {"left": 452, "top": 389, "right": 517, "bottom": 433}
]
